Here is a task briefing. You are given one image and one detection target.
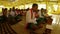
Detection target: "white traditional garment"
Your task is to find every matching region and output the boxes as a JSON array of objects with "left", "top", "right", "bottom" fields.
[
  {"left": 10, "top": 11, "right": 16, "bottom": 17},
  {"left": 26, "top": 9, "right": 41, "bottom": 24}
]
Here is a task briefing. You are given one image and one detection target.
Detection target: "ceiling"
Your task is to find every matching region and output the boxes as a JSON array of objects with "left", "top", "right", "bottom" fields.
[
  {"left": 0, "top": 0, "right": 37, "bottom": 7},
  {"left": 0, "top": 0, "right": 59, "bottom": 7},
  {"left": 0, "top": 0, "right": 60, "bottom": 14}
]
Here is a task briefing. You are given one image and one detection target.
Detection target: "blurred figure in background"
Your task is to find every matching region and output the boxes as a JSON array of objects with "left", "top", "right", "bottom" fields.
[
  {"left": 0, "top": 8, "right": 4, "bottom": 16},
  {"left": 15, "top": 8, "right": 19, "bottom": 16},
  {"left": 8, "top": 8, "right": 11, "bottom": 16},
  {"left": 3, "top": 8, "right": 7, "bottom": 17},
  {"left": 10, "top": 7, "right": 16, "bottom": 17},
  {"left": 43, "top": 17, "right": 53, "bottom": 34},
  {"left": 0, "top": 8, "right": 17, "bottom": 34},
  {"left": 41, "top": 8, "right": 49, "bottom": 18}
]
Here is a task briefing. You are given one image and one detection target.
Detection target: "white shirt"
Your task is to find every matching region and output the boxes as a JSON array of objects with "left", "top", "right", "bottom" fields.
[
  {"left": 10, "top": 11, "right": 15, "bottom": 16},
  {"left": 26, "top": 10, "right": 41, "bottom": 24}
]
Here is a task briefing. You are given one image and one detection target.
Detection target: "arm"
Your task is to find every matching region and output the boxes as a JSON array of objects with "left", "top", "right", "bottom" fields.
[{"left": 26, "top": 10, "right": 33, "bottom": 23}]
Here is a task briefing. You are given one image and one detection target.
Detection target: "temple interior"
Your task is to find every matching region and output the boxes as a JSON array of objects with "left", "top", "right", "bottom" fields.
[{"left": 0, "top": 0, "right": 60, "bottom": 34}]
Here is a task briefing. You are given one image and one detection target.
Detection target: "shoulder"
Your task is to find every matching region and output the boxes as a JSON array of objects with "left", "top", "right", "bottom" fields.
[{"left": 26, "top": 10, "right": 31, "bottom": 13}]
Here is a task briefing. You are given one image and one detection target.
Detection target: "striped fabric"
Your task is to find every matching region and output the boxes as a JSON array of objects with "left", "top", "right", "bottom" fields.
[{"left": 0, "top": 23, "right": 17, "bottom": 34}]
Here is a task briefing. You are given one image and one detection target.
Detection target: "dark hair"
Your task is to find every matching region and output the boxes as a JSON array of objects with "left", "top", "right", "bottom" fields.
[
  {"left": 32, "top": 3, "right": 38, "bottom": 7},
  {"left": 5, "top": 8, "right": 7, "bottom": 10},
  {"left": 41, "top": 8, "right": 44, "bottom": 10}
]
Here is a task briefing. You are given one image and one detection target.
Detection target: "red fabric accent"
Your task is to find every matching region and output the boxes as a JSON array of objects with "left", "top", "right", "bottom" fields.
[
  {"left": 30, "top": 9, "right": 33, "bottom": 19},
  {"left": 30, "top": 9, "right": 39, "bottom": 18}
]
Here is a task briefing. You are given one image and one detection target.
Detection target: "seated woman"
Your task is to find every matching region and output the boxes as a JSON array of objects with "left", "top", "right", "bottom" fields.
[
  {"left": 43, "top": 17, "right": 53, "bottom": 34},
  {"left": 36, "top": 17, "right": 46, "bottom": 28}
]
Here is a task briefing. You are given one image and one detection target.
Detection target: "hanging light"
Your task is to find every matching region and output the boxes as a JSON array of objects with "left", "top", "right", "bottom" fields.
[{"left": 53, "top": 5, "right": 58, "bottom": 11}]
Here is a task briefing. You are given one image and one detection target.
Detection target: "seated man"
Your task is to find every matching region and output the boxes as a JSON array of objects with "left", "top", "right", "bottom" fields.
[{"left": 26, "top": 3, "right": 40, "bottom": 34}]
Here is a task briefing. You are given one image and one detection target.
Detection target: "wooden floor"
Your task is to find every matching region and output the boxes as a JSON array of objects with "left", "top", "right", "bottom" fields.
[
  {"left": 11, "top": 16, "right": 60, "bottom": 34},
  {"left": 11, "top": 16, "right": 29, "bottom": 34}
]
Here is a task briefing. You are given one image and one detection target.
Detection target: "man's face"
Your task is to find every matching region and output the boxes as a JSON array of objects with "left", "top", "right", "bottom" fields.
[{"left": 33, "top": 6, "right": 38, "bottom": 11}]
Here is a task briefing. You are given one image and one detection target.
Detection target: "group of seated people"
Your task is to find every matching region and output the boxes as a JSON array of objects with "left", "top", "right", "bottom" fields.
[
  {"left": 0, "top": 3, "right": 53, "bottom": 34},
  {"left": 0, "top": 5, "right": 31, "bottom": 34},
  {"left": 0, "top": 7, "right": 28, "bottom": 34}
]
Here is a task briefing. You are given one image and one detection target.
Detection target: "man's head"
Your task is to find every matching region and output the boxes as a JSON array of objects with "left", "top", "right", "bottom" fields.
[
  {"left": 41, "top": 8, "right": 44, "bottom": 12},
  {"left": 32, "top": 3, "right": 38, "bottom": 11},
  {"left": 12, "top": 7, "right": 15, "bottom": 11}
]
